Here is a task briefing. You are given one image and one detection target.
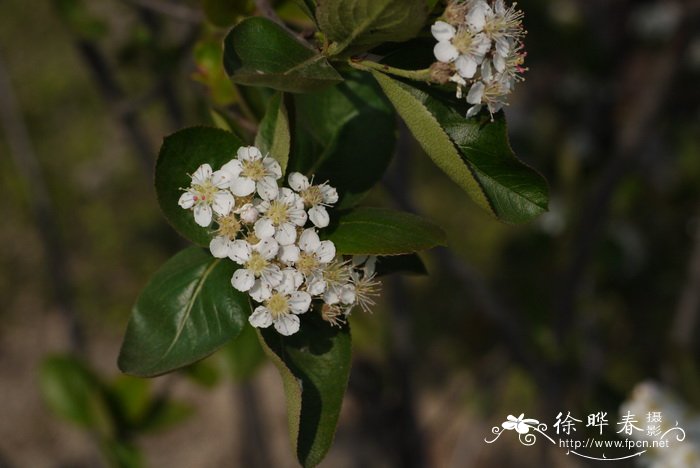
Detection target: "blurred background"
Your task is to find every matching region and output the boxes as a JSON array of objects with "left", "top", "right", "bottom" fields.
[{"left": 1, "top": 0, "right": 700, "bottom": 466}]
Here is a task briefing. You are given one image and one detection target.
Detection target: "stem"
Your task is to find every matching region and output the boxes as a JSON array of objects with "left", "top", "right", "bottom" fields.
[{"left": 348, "top": 59, "right": 432, "bottom": 81}]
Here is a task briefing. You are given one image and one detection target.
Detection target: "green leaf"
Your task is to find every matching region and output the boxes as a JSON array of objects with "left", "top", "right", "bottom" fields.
[
  {"left": 155, "top": 126, "right": 243, "bottom": 247},
  {"left": 372, "top": 71, "right": 549, "bottom": 223},
  {"left": 255, "top": 92, "right": 291, "bottom": 175},
  {"left": 317, "top": 0, "right": 428, "bottom": 56},
  {"left": 39, "top": 355, "right": 110, "bottom": 430},
  {"left": 258, "top": 315, "right": 351, "bottom": 468},
  {"left": 223, "top": 17, "right": 342, "bottom": 93},
  {"left": 292, "top": 71, "right": 396, "bottom": 207},
  {"left": 118, "top": 247, "right": 250, "bottom": 377},
  {"left": 325, "top": 207, "right": 446, "bottom": 255}
]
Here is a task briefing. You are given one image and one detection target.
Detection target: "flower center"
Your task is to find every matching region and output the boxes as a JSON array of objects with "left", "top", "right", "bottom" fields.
[
  {"left": 267, "top": 200, "right": 289, "bottom": 225},
  {"left": 321, "top": 303, "right": 345, "bottom": 327},
  {"left": 266, "top": 293, "right": 289, "bottom": 319},
  {"left": 192, "top": 181, "right": 217, "bottom": 203},
  {"left": 453, "top": 30, "right": 476, "bottom": 54},
  {"left": 323, "top": 261, "right": 350, "bottom": 287},
  {"left": 246, "top": 252, "right": 268, "bottom": 276},
  {"left": 301, "top": 186, "right": 324, "bottom": 207},
  {"left": 296, "top": 252, "right": 319, "bottom": 276},
  {"left": 217, "top": 214, "right": 241, "bottom": 239},
  {"left": 241, "top": 159, "right": 266, "bottom": 181}
]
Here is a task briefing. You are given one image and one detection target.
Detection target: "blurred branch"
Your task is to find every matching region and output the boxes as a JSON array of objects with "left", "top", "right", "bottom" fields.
[
  {"left": 0, "top": 54, "right": 85, "bottom": 354},
  {"left": 122, "top": 0, "right": 203, "bottom": 23},
  {"left": 554, "top": 15, "right": 692, "bottom": 347},
  {"left": 670, "top": 210, "right": 700, "bottom": 348}
]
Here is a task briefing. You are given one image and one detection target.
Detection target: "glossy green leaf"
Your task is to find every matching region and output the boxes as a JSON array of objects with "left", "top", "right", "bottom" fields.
[
  {"left": 317, "top": 0, "right": 428, "bottom": 56},
  {"left": 118, "top": 247, "right": 250, "bottom": 377},
  {"left": 372, "top": 71, "right": 549, "bottom": 223},
  {"left": 223, "top": 17, "right": 342, "bottom": 93},
  {"left": 258, "top": 315, "right": 351, "bottom": 467},
  {"left": 39, "top": 355, "right": 110, "bottom": 430},
  {"left": 155, "top": 126, "right": 243, "bottom": 247},
  {"left": 255, "top": 92, "right": 290, "bottom": 175},
  {"left": 292, "top": 71, "right": 396, "bottom": 207},
  {"left": 325, "top": 207, "right": 446, "bottom": 255}
]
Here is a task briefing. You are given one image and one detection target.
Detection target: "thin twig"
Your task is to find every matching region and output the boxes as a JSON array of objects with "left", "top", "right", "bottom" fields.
[
  {"left": 121, "top": 0, "right": 203, "bottom": 23},
  {"left": 0, "top": 54, "right": 85, "bottom": 354}
]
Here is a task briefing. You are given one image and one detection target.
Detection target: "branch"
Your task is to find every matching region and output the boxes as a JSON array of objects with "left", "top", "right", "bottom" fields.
[
  {"left": 121, "top": 0, "right": 203, "bottom": 23},
  {"left": 0, "top": 54, "right": 85, "bottom": 354}
]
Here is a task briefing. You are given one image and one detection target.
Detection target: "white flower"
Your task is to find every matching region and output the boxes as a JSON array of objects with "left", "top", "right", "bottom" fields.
[
  {"left": 254, "top": 188, "right": 308, "bottom": 245},
  {"left": 229, "top": 238, "right": 282, "bottom": 301},
  {"left": 221, "top": 146, "right": 282, "bottom": 201},
  {"left": 235, "top": 202, "right": 259, "bottom": 224},
  {"left": 348, "top": 255, "right": 381, "bottom": 313},
  {"left": 482, "top": 0, "right": 525, "bottom": 59},
  {"left": 287, "top": 172, "right": 338, "bottom": 228},
  {"left": 432, "top": 20, "right": 491, "bottom": 79},
  {"left": 295, "top": 229, "right": 337, "bottom": 294},
  {"left": 208, "top": 212, "right": 243, "bottom": 258},
  {"left": 465, "top": 76, "right": 511, "bottom": 118},
  {"left": 248, "top": 285, "right": 312, "bottom": 336},
  {"left": 178, "top": 163, "right": 235, "bottom": 227}
]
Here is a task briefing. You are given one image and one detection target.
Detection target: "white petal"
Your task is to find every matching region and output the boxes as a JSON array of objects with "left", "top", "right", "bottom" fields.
[
  {"left": 288, "top": 207, "right": 308, "bottom": 226},
  {"left": 191, "top": 163, "right": 212, "bottom": 185},
  {"left": 339, "top": 284, "right": 356, "bottom": 304},
  {"left": 232, "top": 269, "right": 256, "bottom": 292},
  {"left": 299, "top": 228, "right": 321, "bottom": 253},
  {"left": 455, "top": 55, "right": 478, "bottom": 79},
  {"left": 273, "top": 314, "right": 300, "bottom": 336},
  {"left": 320, "top": 185, "right": 339, "bottom": 204},
  {"left": 193, "top": 204, "right": 213, "bottom": 227},
  {"left": 495, "top": 37, "right": 511, "bottom": 58},
  {"left": 263, "top": 157, "right": 282, "bottom": 180},
  {"left": 431, "top": 21, "right": 456, "bottom": 41},
  {"left": 364, "top": 256, "right": 377, "bottom": 276},
  {"left": 212, "top": 191, "right": 235, "bottom": 216},
  {"left": 466, "top": 104, "right": 482, "bottom": 118},
  {"left": 261, "top": 265, "right": 283, "bottom": 288},
  {"left": 256, "top": 177, "right": 279, "bottom": 201},
  {"left": 249, "top": 280, "right": 272, "bottom": 302},
  {"left": 307, "top": 278, "right": 327, "bottom": 295},
  {"left": 238, "top": 203, "right": 259, "bottom": 224},
  {"left": 178, "top": 191, "right": 195, "bottom": 209},
  {"left": 230, "top": 176, "right": 256, "bottom": 197},
  {"left": 467, "top": 81, "right": 486, "bottom": 104},
  {"left": 352, "top": 255, "right": 367, "bottom": 267},
  {"left": 466, "top": 1, "right": 490, "bottom": 31},
  {"left": 228, "top": 240, "right": 251, "bottom": 264},
  {"left": 434, "top": 41, "right": 459, "bottom": 63},
  {"left": 275, "top": 223, "right": 297, "bottom": 246},
  {"left": 315, "top": 241, "right": 336, "bottom": 263},
  {"left": 482, "top": 59, "right": 494, "bottom": 82},
  {"left": 278, "top": 245, "right": 300, "bottom": 265},
  {"left": 278, "top": 187, "right": 296, "bottom": 204},
  {"left": 323, "top": 288, "right": 340, "bottom": 305},
  {"left": 220, "top": 159, "right": 242, "bottom": 177},
  {"left": 212, "top": 169, "right": 233, "bottom": 188},
  {"left": 288, "top": 291, "right": 311, "bottom": 314},
  {"left": 308, "top": 205, "right": 330, "bottom": 228},
  {"left": 254, "top": 218, "right": 276, "bottom": 239},
  {"left": 473, "top": 33, "right": 492, "bottom": 57},
  {"left": 249, "top": 306, "right": 273, "bottom": 328},
  {"left": 255, "top": 237, "right": 279, "bottom": 259},
  {"left": 277, "top": 268, "right": 301, "bottom": 294},
  {"left": 237, "top": 146, "right": 262, "bottom": 162},
  {"left": 209, "top": 236, "right": 230, "bottom": 258},
  {"left": 287, "top": 172, "right": 310, "bottom": 192}
]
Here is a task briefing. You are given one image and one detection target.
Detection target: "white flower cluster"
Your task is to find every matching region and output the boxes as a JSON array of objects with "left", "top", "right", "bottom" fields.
[
  {"left": 178, "top": 146, "right": 380, "bottom": 336},
  {"left": 432, "top": 0, "right": 527, "bottom": 118}
]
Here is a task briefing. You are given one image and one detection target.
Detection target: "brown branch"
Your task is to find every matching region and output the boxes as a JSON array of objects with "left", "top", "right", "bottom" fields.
[
  {"left": 121, "top": 0, "right": 203, "bottom": 23},
  {"left": 0, "top": 54, "right": 85, "bottom": 354}
]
